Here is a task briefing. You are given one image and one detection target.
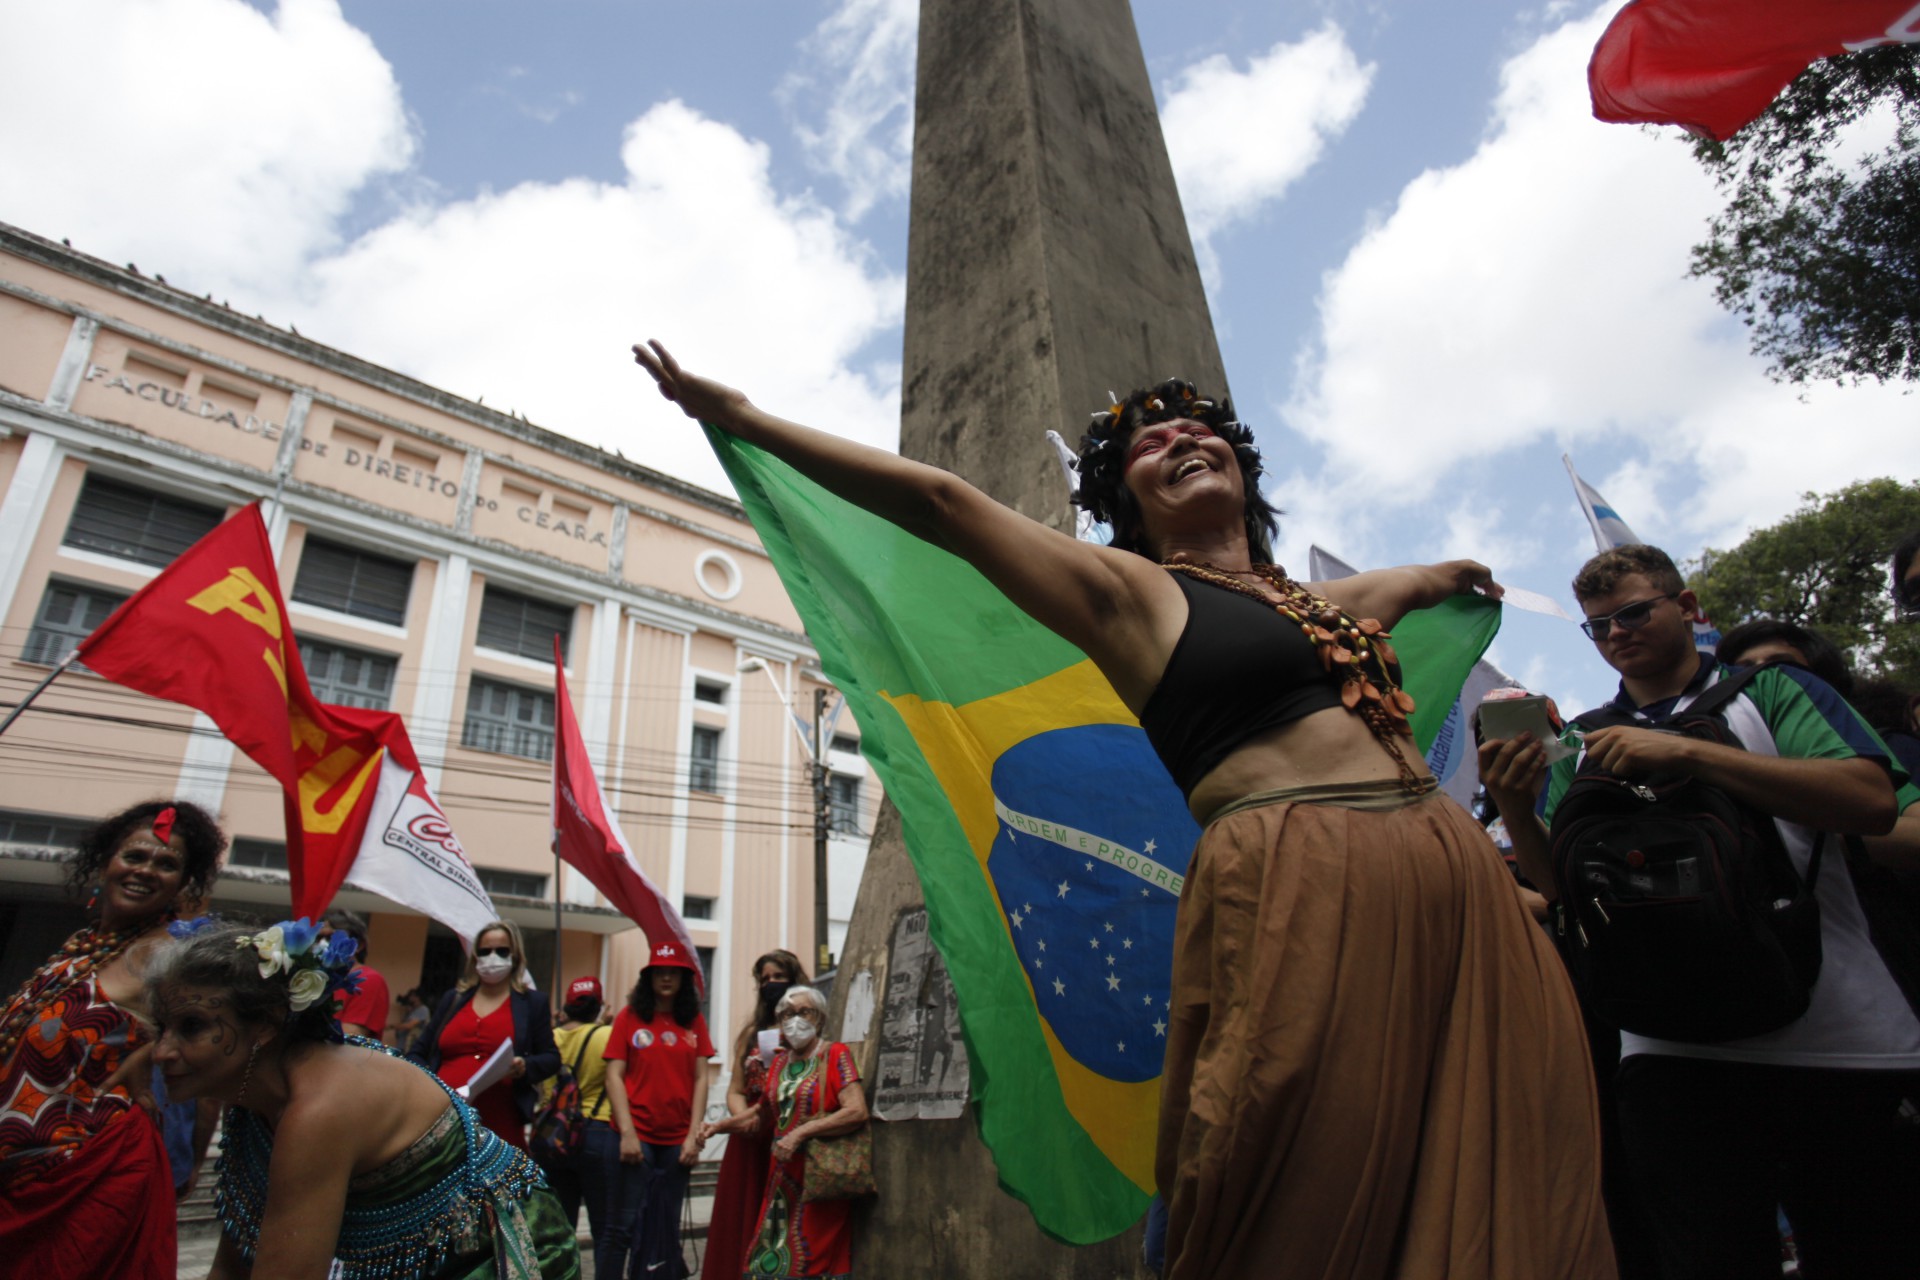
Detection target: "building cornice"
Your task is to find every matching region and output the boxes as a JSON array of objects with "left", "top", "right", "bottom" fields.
[{"left": 0, "top": 221, "right": 749, "bottom": 522}]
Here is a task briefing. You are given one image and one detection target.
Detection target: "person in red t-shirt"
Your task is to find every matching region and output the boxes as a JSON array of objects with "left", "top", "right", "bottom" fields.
[
  {"left": 320, "top": 908, "right": 389, "bottom": 1040},
  {"left": 601, "top": 941, "right": 712, "bottom": 1280}
]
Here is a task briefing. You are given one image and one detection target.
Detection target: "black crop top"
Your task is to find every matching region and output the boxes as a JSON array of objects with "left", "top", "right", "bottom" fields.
[{"left": 1139, "top": 571, "right": 1345, "bottom": 800}]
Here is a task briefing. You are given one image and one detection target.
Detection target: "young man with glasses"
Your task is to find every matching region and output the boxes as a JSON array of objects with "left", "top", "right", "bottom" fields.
[{"left": 1480, "top": 543, "right": 1919, "bottom": 1279}]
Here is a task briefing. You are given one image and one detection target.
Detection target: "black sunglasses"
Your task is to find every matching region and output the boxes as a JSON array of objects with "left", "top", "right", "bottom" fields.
[
  {"left": 476, "top": 946, "right": 514, "bottom": 960},
  {"left": 1579, "top": 593, "right": 1678, "bottom": 641}
]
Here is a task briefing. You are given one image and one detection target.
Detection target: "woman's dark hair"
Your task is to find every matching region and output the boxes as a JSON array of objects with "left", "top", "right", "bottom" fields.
[
  {"left": 1716, "top": 619, "right": 1855, "bottom": 698},
  {"left": 67, "top": 799, "right": 225, "bottom": 909},
  {"left": 733, "top": 949, "right": 810, "bottom": 1064},
  {"left": 1850, "top": 676, "right": 1920, "bottom": 738},
  {"left": 1074, "top": 379, "right": 1280, "bottom": 561},
  {"left": 1895, "top": 530, "right": 1920, "bottom": 599},
  {"left": 629, "top": 966, "right": 702, "bottom": 1028},
  {"left": 563, "top": 995, "right": 603, "bottom": 1024},
  {"left": 146, "top": 919, "right": 340, "bottom": 1046}
]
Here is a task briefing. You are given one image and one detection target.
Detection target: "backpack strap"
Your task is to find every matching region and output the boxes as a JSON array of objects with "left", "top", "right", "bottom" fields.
[
  {"left": 1571, "top": 663, "right": 1765, "bottom": 735},
  {"left": 565, "top": 1023, "right": 603, "bottom": 1077}
]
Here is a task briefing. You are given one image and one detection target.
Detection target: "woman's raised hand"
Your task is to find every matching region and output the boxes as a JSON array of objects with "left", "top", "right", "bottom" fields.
[{"left": 632, "top": 340, "right": 747, "bottom": 427}]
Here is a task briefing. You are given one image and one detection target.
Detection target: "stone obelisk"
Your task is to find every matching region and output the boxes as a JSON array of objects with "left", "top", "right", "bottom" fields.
[{"left": 829, "top": 1, "right": 1226, "bottom": 1272}]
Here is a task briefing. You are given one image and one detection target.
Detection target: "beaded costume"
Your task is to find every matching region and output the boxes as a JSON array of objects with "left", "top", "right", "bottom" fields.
[{"left": 215, "top": 1041, "right": 578, "bottom": 1279}]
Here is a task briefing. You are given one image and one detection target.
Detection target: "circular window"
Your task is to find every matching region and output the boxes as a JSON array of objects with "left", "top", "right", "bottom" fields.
[{"left": 695, "top": 549, "right": 742, "bottom": 601}]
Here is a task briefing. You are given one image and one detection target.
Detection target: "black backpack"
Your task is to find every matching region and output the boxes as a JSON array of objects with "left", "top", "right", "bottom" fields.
[{"left": 1548, "top": 667, "right": 1826, "bottom": 1042}]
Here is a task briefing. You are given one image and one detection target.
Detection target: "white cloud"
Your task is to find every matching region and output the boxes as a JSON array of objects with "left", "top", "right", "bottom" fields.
[
  {"left": 0, "top": 0, "right": 903, "bottom": 496},
  {"left": 0, "top": 0, "right": 413, "bottom": 296},
  {"left": 1160, "top": 24, "right": 1374, "bottom": 273},
  {"left": 291, "top": 100, "right": 903, "bottom": 491},
  {"left": 781, "top": 0, "right": 919, "bottom": 222},
  {"left": 1282, "top": 5, "right": 1920, "bottom": 549}
]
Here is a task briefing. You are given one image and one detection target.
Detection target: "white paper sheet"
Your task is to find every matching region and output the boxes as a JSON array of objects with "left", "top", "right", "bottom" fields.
[{"left": 455, "top": 1037, "right": 515, "bottom": 1099}]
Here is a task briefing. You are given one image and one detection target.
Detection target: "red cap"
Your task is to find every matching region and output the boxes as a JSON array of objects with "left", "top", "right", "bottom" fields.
[
  {"left": 646, "top": 941, "right": 699, "bottom": 973},
  {"left": 567, "top": 976, "right": 602, "bottom": 1003}
]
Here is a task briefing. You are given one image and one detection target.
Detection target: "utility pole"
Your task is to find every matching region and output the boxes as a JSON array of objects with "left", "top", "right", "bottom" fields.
[{"left": 813, "top": 686, "right": 831, "bottom": 976}]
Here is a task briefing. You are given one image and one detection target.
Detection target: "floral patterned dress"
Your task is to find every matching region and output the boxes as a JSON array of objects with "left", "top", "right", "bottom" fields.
[
  {"left": 705, "top": 1052, "right": 773, "bottom": 1280},
  {"left": 746, "top": 1042, "right": 861, "bottom": 1279}
]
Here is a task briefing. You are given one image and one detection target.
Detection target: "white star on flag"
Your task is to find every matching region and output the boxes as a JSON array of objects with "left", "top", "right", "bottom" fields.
[
  {"left": 1154, "top": 1018, "right": 1167, "bottom": 1036},
  {"left": 1144, "top": 838, "right": 1157, "bottom": 854},
  {"left": 1106, "top": 973, "right": 1121, "bottom": 992},
  {"left": 1057, "top": 880, "right": 1070, "bottom": 898},
  {"left": 1052, "top": 978, "right": 1065, "bottom": 996}
]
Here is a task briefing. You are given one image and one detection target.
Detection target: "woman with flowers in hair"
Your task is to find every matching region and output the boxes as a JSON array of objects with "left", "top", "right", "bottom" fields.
[
  {"left": 0, "top": 799, "right": 225, "bottom": 1278},
  {"left": 632, "top": 344, "right": 1614, "bottom": 1280},
  {"left": 148, "top": 918, "right": 579, "bottom": 1279}
]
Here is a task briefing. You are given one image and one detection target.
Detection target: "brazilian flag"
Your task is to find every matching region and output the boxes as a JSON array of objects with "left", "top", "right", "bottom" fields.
[{"left": 707, "top": 427, "right": 1501, "bottom": 1243}]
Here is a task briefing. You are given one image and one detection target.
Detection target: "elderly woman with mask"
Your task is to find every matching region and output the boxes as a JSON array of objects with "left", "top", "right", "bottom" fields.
[{"left": 705, "top": 984, "right": 869, "bottom": 1278}]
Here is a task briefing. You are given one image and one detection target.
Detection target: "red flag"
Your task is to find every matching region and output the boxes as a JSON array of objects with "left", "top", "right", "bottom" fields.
[
  {"left": 77, "top": 504, "right": 389, "bottom": 916},
  {"left": 550, "top": 636, "right": 703, "bottom": 992},
  {"left": 1589, "top": 1, "right": 1920, "bottom": 140}
]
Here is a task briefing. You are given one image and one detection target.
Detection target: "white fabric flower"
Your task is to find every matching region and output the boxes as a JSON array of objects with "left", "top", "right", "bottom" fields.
[
  {"left": 251, "top": 926, "right": 289, "bottom": 979},
  {"left": 287, "top": 966, "right": 328, "bottom": 1012}
]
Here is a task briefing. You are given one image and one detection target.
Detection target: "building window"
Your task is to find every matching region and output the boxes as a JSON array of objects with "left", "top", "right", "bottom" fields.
[
  {"left": 683, "top": 895, "right": 716, "bottom": 921},
  {"left": 696, "top": 945, "right": 716, "bottom": 1016},
  {"left": 23, "top": 581, "right": 127, "bottom": 667},
  {"left": 476, "top": 585, "right": 572, "bottom": 663},
  {"left": 62, "top": 473, "right": 223, "bottom": 568},
  {"left": 693, "top": 680, "right": 726, "bottom": 705},
  {"left": 478, "top": 868, "right": 548, "bottom": 899},
  {"left": 689, "top": 726, "right": 721, "bottom": 792},
  {"left": 829, "top": 774, "right": 863, "bottom": 835},
  {"left": 0, "top": 808, "right": 91, "bottom": 849},
  {"left": 291, "top": 538, "right": 413, "bottom": 626},
  {"left": 830, "top": 734, "right": 860, "bottom": 755},
  {"left": 229, "top": 839, "right": 289, "bottom": 870},
  {"left": 462, "top": 677, "right": 556, "bottom": 761},
  {"left": 300, "top": 639, "right": 397, "bottom": 709}
]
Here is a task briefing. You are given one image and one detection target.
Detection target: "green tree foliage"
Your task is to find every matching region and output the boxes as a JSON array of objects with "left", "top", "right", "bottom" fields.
[
  {"left": 1688, "top": 45, "right": 1920, "bottom": 386},
  {"left": 1689, "top": 478, "right": 1920, "bottom": 685}
]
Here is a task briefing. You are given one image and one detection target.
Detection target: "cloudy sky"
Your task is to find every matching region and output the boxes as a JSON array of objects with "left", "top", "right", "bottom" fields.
[{"left": 3, "top": 0, "right": 1915, "bottom": 714}]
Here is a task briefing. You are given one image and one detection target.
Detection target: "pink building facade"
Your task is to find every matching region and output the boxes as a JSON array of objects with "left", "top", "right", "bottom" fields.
[{"left": 0, "top": 222, "right": 875, "bottom": 1059}]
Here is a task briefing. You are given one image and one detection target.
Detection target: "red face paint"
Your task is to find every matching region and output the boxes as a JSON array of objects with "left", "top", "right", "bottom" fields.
[{"left": 152, "top": 806, "right": 177, "bottom": 844}]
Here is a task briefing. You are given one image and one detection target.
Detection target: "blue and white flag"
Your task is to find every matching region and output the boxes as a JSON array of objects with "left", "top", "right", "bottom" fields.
[
  {"left": 1563, "top": 455, "right": 1643, "bottom": 550},
  {"left": 1562, "top": 456, "right": 1719, "bottom": 653}
]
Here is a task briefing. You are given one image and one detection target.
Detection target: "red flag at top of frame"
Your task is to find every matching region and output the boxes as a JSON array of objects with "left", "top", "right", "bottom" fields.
[
  {"left": 1589, "top": 0, "right": 1920, "bottom": 140},
  {"left": 550, "top": 636, "right": 703, "bottom": 994}
]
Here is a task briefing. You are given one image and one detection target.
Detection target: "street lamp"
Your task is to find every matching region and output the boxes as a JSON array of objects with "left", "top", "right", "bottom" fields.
[{"left": 740, "top": 658, "right": 835, "bottom": 976}]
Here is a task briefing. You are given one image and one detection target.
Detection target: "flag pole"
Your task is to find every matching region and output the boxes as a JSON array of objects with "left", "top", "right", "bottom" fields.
[
  {"left": 552, "top": 848, "right": 565, "bottom": 1001},
  {"left": 0, "top": 651, "right": 76, "bottom": 738}
]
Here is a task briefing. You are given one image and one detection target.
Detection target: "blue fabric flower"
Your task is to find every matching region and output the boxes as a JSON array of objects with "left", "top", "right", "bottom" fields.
[
  {"left": 322, "top": 932, "right": 360, "bottom": 969},
  {"left": 167, "top": 914, "right": 219, "bottom": 940},
  {"left": 278, "top": 917, "right": 320, "bottom": 956}
]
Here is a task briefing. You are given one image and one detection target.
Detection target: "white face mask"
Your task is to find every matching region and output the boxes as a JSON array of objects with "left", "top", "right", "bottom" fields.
[
  {"left": 474, "top": 955, "right": 514, "bottom": 982},
  {"left": 781, "top": 1014, "right": 818, "bottom": 1049}
]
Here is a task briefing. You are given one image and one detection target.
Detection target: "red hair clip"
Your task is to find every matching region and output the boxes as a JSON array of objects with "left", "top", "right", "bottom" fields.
[{"left": 152, "top": 806, "right": 177, "bottom": 844}]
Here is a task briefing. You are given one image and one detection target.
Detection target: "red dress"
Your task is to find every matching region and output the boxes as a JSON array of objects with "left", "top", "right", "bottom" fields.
[
  {"left": 704, "top": 1053, "right": 773, "bottom": 1280},
  {"left": 746, "top": 1043, "right": 862, "bottom": 1277},
  {"left": 0, "top": 964, "right": 177, "bottom": 1279},
  {"left": 434, "top": 997, "right": 525, "bottom": 1149}
]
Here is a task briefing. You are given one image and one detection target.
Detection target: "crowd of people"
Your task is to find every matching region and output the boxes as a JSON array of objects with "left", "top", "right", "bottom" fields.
[{"left": 0, "top": 338, "right": 1913, "bottom": 1280}]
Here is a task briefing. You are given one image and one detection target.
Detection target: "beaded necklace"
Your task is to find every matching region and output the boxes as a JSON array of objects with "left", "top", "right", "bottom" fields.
[
  {"left": 1163, "top": 561, "right": 1428, "bottom": 794},
  {"left": 0, "top": 923, "right": 147, "bottom": 1062}
]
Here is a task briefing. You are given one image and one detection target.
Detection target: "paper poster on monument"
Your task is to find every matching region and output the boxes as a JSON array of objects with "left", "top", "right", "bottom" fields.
[{"left": 873, "top": 907, "right": 969, "bottom": 1120}]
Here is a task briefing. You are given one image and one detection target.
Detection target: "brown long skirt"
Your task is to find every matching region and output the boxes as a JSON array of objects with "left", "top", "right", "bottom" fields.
[{"left": 1158, "top": 783, "right": 1615, "bottom": 1280}]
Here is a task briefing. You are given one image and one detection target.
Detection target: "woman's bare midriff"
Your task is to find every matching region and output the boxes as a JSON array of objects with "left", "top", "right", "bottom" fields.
[{"left": 1183, "top": 704, "right": 1434, "bottom": 823}]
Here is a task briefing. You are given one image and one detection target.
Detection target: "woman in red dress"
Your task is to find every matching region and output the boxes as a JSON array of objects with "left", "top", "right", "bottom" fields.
[
  {"left": 411, "top": 920, "right": 559, "bottom": 1149},
  {"left": 725, "top": 985, "right": 869, "bottom": 1279},
  {"left": 0, "top": 800, "right": 225, "bottom": 1279},
  {"left": 701, "top": 949, "right": 809, "bottom": 1280}
]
